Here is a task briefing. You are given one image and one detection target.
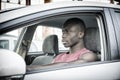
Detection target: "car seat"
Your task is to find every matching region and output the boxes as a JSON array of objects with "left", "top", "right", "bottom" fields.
[
  {"left": 84, "top": 28, "right": 101, "bottom": 60},
  {"left": 31, "top": 35, "right": 59, "bottom": 65}
]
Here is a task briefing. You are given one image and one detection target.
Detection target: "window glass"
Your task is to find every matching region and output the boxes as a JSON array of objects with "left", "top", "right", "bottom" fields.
[
  {"left": 29, "top": 42, "right": 38, "bottom": 52},
  {"left": 0, "top": 40, "right": 9, "bottom": 49},
  {"left": 0, "top": 28, "right": 23, "bottom": 51}
]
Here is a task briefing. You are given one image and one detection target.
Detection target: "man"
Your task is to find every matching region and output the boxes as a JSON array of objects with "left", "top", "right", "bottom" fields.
[{"left": 53, "top": 18, "right": 97, "bottom": 63}]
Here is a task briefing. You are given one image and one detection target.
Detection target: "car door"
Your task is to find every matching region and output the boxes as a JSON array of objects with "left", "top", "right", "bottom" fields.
[{"left": 25, "top": 8, "right": 120, "bottom": 80}]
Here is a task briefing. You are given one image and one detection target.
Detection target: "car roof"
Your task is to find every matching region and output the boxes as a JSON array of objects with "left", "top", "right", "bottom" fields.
[{"left": 0, "top": 1, "right": 120, "bottom": 23}]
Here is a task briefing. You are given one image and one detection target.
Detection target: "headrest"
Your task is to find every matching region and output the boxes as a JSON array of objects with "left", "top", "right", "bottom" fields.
[
  {"left": 0, "top": 49, "right": 26, "bottom": 77},
  {"left": 42, "top": 35, "right": 59, "bottom": 55},
  {"left": 84, "top": 28, "right": 100, "bottom": 52}
]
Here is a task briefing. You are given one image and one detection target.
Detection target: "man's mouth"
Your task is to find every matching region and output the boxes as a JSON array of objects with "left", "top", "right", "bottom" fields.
[
  {"left": 62, "top": 42, "right": 67, "bottom": 44},
  {"left": 62, "top": 41, "right": 69, "bottom": 46}
]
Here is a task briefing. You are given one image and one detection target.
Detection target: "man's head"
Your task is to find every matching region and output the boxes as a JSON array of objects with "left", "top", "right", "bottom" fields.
[{"left": 62, "top": 18, "right": 86, "bottom": 48}]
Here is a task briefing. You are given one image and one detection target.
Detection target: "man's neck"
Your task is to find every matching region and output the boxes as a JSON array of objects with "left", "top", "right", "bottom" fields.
[{"left": 69, "top": 41, "right": 85, "bottom": 54}]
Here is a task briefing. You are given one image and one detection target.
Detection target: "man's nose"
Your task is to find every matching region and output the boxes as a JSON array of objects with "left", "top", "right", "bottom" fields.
[{"left": 62, "top": 33, "right": 67, "bottom": 39}]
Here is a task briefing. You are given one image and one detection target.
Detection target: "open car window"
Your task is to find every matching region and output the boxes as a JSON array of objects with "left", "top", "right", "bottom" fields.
[{"left": 25, "top": 13, "right": 105, "bottom": 66}]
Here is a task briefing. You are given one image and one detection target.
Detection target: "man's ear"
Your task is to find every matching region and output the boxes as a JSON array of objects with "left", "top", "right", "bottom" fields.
[{"left": 79, "top": 32, "right": 84, "bottom": 38}]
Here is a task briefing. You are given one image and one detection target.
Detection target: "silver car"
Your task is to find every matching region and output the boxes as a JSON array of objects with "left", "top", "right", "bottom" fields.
[{"left": 0, "top": 1, "right": 120, "bottom": 80}]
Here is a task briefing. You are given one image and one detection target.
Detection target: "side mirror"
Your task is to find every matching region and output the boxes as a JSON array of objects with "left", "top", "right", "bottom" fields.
[{"left": 0, "top": 49, "right": 26, "bottom": 78}]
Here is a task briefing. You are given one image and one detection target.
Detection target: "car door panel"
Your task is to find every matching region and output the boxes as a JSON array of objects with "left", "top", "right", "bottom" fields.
[{"left": 24, "top": 61, "right": 120, "bottom": 80}]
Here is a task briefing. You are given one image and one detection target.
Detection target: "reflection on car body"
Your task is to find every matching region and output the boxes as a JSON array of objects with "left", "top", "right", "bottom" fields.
[{"left": 0, "top": 1, "right": 120, "bottom": 80}]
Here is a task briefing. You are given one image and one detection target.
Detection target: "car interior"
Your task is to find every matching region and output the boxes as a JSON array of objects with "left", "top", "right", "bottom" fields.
[{"left": 26, "top": 13, "right": 101, "bottom": 66}]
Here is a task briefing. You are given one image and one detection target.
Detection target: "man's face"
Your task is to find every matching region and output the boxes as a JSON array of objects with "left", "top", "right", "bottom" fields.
[{"left": 62, "top": 25, "right": 83, "bottom": 48}]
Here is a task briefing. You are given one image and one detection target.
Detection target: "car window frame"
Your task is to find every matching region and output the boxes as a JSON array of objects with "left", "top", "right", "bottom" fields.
[
  {"left": 24, "top": 13, "right": 106, "bottom": 65},
  {"left": 26, "top": 12, "right": 106, "bottom": 64},
  {"left": 1, "top": 6, "right": 112, "bottom": 71}
]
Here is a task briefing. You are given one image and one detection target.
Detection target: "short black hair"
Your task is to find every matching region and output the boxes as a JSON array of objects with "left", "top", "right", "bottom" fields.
[{"left": 63, "top": 18, "right": 86, "bottom": 32}]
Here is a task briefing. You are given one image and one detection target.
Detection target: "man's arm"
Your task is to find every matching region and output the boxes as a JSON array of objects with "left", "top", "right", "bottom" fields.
[
  {"left": 27, "top": 62, "right": 67, "bottom": 71},
  {"left": 27, "top": 52, "right": 98, "bottom": 71}
]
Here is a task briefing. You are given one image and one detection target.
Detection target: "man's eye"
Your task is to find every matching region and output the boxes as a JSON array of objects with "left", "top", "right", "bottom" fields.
[{"left": 62, "top": 30, "right": 68, "bottom": 33}]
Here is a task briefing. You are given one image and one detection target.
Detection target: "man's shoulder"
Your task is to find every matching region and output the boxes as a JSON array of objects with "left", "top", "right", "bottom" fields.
[{"left": 80, "top": 51, "right": 98, "bottom": 62}]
